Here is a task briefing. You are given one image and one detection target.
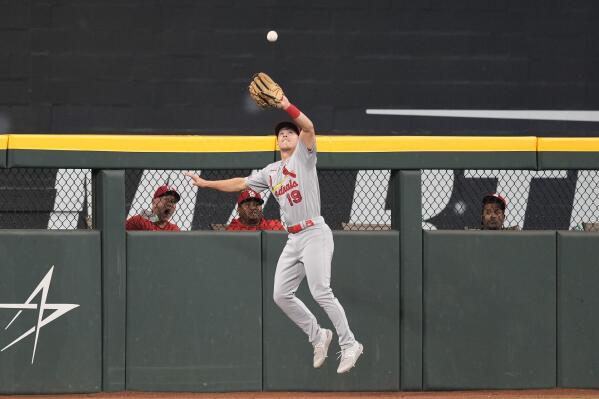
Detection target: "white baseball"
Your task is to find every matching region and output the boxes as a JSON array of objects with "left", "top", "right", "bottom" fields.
[{"left": 267, "top": 30, "right": 278, "bottom": 42}]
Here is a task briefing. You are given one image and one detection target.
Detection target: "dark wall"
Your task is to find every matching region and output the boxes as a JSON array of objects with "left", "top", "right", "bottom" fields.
[
  {"left": 557, "top": 232, "right": 599, "bottom": 388},
  {"left": 0, "top": 231, "right": 101, "bottom": 394},
  {"left": 2, "top": 227, "right": 599, "bottom": 392},
  {"left": 423, "top": 230, "right": 556, "bottom": 389},
  {"left": 126, "top": 232, "right": 263, "bottom": 392},
  {"left": 1, "top": 0, "right": 598, "bottom": 136}
]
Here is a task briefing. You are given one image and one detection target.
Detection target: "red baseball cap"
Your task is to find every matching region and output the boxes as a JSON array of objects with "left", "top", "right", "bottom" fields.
[
  {"left": 482, "top": 193, "right": 507, "bottom": 210},
  {"left": 154, "top": 185, "right": 180, "bottom": 203},
  {"left": 237, "top": 189, "right": 264, "bottom": 206}
]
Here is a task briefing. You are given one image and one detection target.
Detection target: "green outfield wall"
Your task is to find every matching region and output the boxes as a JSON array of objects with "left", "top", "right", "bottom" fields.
[
  {"left": 0, "top": 135, "right": 597, "bottom": 393},
  {"left": 557, "top": 232, "right": 599, "bottom": 388},
  {"left": 423, "top": 231, "right": 556, "bottom": 389},
  {"left": 2, "top": 134, "right": 598, "bottom": 169},
  {"left": 126, "top": 232, "right": 263, "bottom": 392},
  {"left": 262, "top": 231, "right": 400, "bottom": 391},
  {"left": 0, "top": 231, "right": 101, "bottom": 394}
]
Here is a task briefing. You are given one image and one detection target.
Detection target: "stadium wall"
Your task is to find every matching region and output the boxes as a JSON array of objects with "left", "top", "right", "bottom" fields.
[{"left": 0, "top": 135, "right": 597, "bottom": 393}]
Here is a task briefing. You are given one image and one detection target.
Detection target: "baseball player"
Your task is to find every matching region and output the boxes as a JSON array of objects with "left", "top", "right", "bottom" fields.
[{"left": 185, "top": 73, "right": 363, "bottom": 374}]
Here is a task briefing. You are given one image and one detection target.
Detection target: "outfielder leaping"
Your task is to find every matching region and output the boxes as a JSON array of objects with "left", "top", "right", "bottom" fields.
[{"left": 185, "top": 73, "right": 363, "bottom": 373}]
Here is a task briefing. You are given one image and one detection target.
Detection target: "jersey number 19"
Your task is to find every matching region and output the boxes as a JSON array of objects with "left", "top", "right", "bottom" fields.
[{"left": 286, "top": 190, "right": 303, "bottom": 206}]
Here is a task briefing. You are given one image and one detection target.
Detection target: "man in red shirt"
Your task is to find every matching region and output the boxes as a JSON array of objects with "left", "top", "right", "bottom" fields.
[
  {"left": 126, "top": 185, "right": 181, "bottom": 231},
  {"left": 227, "top": 189, "right": 285, "bottom": 231}
]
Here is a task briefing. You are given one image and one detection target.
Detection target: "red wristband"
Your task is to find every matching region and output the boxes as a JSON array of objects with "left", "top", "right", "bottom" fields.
[{"left": 285, "top": 104, "right": 301, "bottom": 119}]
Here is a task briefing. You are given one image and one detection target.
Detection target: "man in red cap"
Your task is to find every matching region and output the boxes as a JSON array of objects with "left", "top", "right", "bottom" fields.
[
  {"left": 126, "top": 185, "right": 181, "bottom": 231},
  {"left": 227, "top": 189, "right": 284, "bottom": 231}
]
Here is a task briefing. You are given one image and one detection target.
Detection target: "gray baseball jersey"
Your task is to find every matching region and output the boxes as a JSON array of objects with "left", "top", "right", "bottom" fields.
[
  {"left": 246, "top": 138, "right": 320, "bottom": 226},
  {"left": 245, "top": 135, "right": 357, "bottom": 351}
]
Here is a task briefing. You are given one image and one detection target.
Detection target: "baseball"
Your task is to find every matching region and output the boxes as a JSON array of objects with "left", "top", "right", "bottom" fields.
[{"left": 267, "top": 30, "right": 278, "bottom": 42}]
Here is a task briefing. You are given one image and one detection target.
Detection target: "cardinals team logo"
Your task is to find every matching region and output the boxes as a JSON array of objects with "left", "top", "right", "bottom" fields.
[
  {"left": 271, "top": 166, "right": 299, "bottom": 193},
  {"left": 282, "top": 166, "right": 297, "bottom": 178}
]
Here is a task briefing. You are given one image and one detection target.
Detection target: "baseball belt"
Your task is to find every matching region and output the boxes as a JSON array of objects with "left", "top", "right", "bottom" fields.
[{"left": 287, "top": 216, "right": 324, "bottom": 234}]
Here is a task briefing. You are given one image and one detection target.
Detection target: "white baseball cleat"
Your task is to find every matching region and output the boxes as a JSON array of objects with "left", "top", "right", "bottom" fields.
[
  {"left": 313, "top": 328, "right": 333, "bottom": 368},
  {"left": 337, "top": 341, "right": 364, "bottom": 374}
]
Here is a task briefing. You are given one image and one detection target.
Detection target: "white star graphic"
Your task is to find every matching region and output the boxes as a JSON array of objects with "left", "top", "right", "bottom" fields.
[{"left": 0, "top": 266, "right": 79, "bottom": 364}]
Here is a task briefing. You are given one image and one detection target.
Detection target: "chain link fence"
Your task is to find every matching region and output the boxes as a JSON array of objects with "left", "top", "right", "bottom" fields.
[
  {"left": 0, "top": 168, "right": 91, "bottom": 229},
  {"left": 125, "top": 169, "right": 391, "bottom": 231},
  {"left": 1, "top": 168, "right": 597, "bottom": 231},
  {"left": 422, "top": 169, "right": 599, "bottom": 231}
]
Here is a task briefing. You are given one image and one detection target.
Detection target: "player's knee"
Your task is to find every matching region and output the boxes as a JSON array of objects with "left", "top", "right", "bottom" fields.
[
  {"left": 273, "top": 289, "right": 291, "bottom": 307},
  {"left": 310, "top": 285, "right": 333, "bottom": 304}
]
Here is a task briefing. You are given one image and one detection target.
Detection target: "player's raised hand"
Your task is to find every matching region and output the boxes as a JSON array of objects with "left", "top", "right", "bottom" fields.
[{"left": 184, "top": 171, "right": 209, "bottom": 188}]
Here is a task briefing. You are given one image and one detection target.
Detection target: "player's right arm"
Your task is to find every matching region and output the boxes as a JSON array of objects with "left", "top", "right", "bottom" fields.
[{"left": 185, "top": 172, "right": 248, "bottom": 192}]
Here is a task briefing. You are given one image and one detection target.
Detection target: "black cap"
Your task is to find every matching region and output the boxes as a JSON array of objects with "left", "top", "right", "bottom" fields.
[
  {"left": 274, "top": 121, "right": 300, "bottom": 136},
  {"left": 482, "top": 193, "right": 507, "bottom": 211}
]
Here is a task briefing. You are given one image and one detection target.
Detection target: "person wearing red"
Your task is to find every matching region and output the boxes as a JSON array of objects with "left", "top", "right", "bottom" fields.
[
  {"left": 126, "top": 185, "right": 181, "bottom": 231},
  {"left": 226, "top": 189, "right": 285, "bottom": 231}
]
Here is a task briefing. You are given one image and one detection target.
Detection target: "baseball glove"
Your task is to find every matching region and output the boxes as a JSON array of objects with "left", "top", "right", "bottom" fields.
[{"left": 248, "top": 72, "right": 284, "bottom": 108}]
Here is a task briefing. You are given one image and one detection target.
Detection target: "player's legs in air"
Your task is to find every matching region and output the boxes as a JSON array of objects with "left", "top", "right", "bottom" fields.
[
  {"left": 272, "top": 235, "right": 333, "bottom": 368},
  {"left": 301, "top": 225, "right": 363, "bottom": 373}
]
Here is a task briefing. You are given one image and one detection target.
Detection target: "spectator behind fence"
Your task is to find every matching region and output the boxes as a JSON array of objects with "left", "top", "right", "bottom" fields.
[
  {"left": 227, "top": 189, "right": 285, "bottom": 231},
  {"left": 481, "top": 193, "right": 514, "bottom": 230},
  {"left": 126, "top": 185, "right": 181, "bottom": 231}
]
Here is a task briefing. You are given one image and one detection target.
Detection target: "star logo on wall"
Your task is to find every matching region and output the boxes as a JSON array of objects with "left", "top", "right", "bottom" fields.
[{"left": 0, "top": 266, "right": 79, "bottom": 364}]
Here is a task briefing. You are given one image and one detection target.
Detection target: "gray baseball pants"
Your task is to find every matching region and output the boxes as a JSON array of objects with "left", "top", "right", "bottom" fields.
[{"left": 272, "top": 223, "right": 356, "bottom": 350}]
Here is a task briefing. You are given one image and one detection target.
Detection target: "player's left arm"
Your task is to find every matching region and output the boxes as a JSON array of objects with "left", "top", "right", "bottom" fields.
[{"left": 279, "top": 96, "right": 316, "bottom": 151}]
